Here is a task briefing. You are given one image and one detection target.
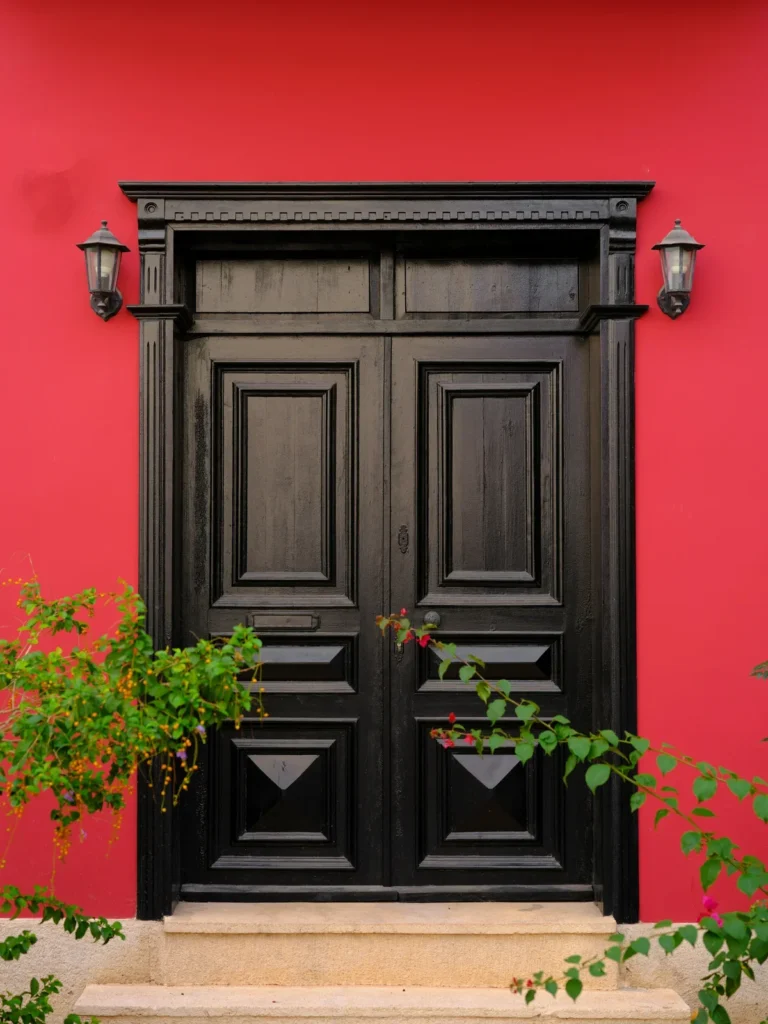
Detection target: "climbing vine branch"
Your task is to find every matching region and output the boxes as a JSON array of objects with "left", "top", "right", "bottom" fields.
[{"left": 378, "top": 612, "right": 768, "bottom": 1024}]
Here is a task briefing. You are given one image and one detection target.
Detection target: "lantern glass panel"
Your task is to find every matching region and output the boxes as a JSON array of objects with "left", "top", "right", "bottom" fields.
[
  {"left": 85, "top": 246, "right": 120, "bottom": 293},
  {"left": 661, "top": 246, "right": 695, "bottom": 293}
]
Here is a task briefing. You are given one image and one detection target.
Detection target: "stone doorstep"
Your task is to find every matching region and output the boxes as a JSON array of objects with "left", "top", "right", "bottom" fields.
[
  {"left": 75, "top": 984, "right": 692, "bottom": 1021},
  {"left": 157, "top": 902, "right": 621, "bottom": 989},
  {"left": 164, "top": 901, "right": 617, "bottom": 935}
]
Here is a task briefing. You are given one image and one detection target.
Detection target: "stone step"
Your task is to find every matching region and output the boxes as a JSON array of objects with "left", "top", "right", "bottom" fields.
[
  {"left": 75, "top": 984, "right": 691, "bottom": 1023},
  {"left": 158, "top": 902, "right": 620, "bottom": 989}
]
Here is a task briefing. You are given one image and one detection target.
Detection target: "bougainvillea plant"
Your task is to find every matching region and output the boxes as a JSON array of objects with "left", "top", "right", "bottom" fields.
[
  {"left": 378, "top": 613, "right": 768, "bottom": 1024},
  {"left": 0, "top": 577, "right": 265, "bottom": 1024}
]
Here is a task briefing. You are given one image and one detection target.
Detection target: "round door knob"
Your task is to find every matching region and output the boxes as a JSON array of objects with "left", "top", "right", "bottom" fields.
[{"left": 422, "top": 610, "right": 441, "bottom": 628}]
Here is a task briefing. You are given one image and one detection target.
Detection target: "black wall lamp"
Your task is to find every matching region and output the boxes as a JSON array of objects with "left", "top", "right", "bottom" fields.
[
  {"left": 76, "top": 221, "right": 130, "bottom": 321},
  {"left": 652, "top": 219, "right": 705, "bottom": 319}
]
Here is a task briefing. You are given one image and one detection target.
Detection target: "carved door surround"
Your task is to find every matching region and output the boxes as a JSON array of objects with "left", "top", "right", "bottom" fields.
[{"left": 120, "top": 180, "right": 653, "bottom": 920}]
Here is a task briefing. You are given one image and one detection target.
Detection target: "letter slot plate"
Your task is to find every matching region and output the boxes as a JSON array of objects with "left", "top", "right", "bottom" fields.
[{"left": 246, "top": 614, "right": 320, "bottom": 631}]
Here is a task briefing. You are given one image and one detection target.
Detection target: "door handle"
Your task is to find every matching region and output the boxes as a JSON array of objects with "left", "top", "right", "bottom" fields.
[
  {"left": 394, "top": 640, "right": 405, "bottom": 663},
  {"left": 422, "top": 610, "right": 441, "bottom": 628}
]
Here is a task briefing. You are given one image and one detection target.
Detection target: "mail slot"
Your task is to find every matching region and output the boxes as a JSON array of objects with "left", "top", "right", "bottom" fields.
[{"left": 246, "top": 614, "right": 320, "bottom": 631}]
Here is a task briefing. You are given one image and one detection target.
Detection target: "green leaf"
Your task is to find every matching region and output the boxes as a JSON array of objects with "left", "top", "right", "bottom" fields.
[
  {"left": 698, "top": 989, "right": 718, "bottom": 1013},
  {"left": 588, "top": 961, "right": 606, "bottom": 977},
  {"left": 459, "top": 664, "right": 476, "bottom": 683},
  {"left": 525, "top": 989, "right": 536, "bottom": 1005},
  {"left": 722, "top": 960, "right": 741, "bottom": 980},
  {"left": 736, "top": 872, "right": 765, "bottom": 896},
  {"left": 726, "top": 777, "right": 751, "bottom": 800},
  {"left": 475, "top": 681, "right": 491, "bottom": 703},
  {"left": 692, "top": 1010, "right": 708, "bottom": 1024},
  {"left": 544, "top": 980, "right": 558, "bottom": 997},
  {"left": 703, "top": 931, "right": 724, "bottom": 956},
  {"left": 567, "top": 736, "right": 591, "bottom": 761},
  {"left": 538, "top": 730, "right": 558, "bottom": 754},
  {"left": 711, "top": 1003, "right": 731, "bottom": 1024},
  {"left": 723, "top": 916, "right": 747, "bottom": 941},
  {"left": 563, "top": 753, "right": 578, "bottom": 782},
  {"left": 628, "top": 735, "right": 650, "bottom": 755},
  {"left": 678, "top": 925, "right": 698, "bottom": 946},
  {"left": 486, "top": 699, "right": 506, "bottom": 725},
  {"left": 681, "top": 831, "right": 702, "bottom": 854},
  {"left": 565, "top": 979, "right": 582, "bottom": 1002},
  {"left": 437, "top": 658, "right": 450, "bottom": 680},
  {"left": 605, "top": 945, "right": 622, "bottom": 963},
  {"left": 488, "top": 733, "right": 506, "bottom": 754},
  {"left": 654, "top": 808, "right": 670, "bottom": 829},
  {"left": 497, "top": 679, "right": 511, "bottom": 696},
  {"left": 700, "top": 858, "right": 721, "bottom": 891},
  {"left": 658, "top": 933, "right": 676, "bottom": 954},
  {"left": 656, "top": 753, "right": 677, "bottom": 775},
  {"left": 589, "top": 738, "right": 610, "bottom": 758},
  {"left": 585, "top": 763, "right": 611, "bottom": 793},
  {"left": 634, "top": 773, "right": 656, "bottom": 787},
  {"left": 564, "top": 955, "right": 581, "bottom": 963},
  {"left": 692, "top": 807, "right": 716, "bottom": 817},
  {"left": 630, "top": 936, "right": 650, "bottom": 956},
  {"left": 693, "top": 775, "right": 718, "bottom": 803},
  {"left": 515, "top": 741, "right": 535, "bottom": 764},
  {"left": 629, "top": 791, "right": 646, "bottom": 812},
  {"left": 599, "top": 729, "right": 619, "bottom": 747},
  {"left": 753, "top": 793, "right": 768, "bottom": 823},
  {"left": 515, "top": 702, "right": 537, "bottom": 722}
]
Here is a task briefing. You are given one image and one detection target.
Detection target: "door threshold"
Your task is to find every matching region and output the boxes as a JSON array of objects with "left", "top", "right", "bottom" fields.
[{"left": 178, "top": 883, "right": 595, "bottom": 904}]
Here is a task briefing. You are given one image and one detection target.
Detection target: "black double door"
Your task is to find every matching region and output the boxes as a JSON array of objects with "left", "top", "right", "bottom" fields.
[{"left": 179, "top": 328, "right": 594, "bottom": 900}]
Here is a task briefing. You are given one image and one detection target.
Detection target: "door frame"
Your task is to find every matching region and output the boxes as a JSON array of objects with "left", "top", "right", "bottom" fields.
[{"left": 119, "top": 180, "right": 653, "bottom": 921}]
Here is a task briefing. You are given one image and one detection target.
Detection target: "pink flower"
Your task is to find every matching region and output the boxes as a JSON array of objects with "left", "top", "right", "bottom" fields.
[
  {"left": 418, "top": 634, "right": 430, "bottom": 648},
  {"left": 463, "top": 735, "right": 475, "bottom": 745},
  {"left": 699, "top": 894, "right": 724, "bottom": 928}
]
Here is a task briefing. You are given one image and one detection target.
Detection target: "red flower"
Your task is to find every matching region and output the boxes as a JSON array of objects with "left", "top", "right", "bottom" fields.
[
  {"left": 526, "top": 980, "right": 533, "bottom": 988},
  {"left": 464, "top": 734, "right": 475, "bottom": 744},
  {"left": 400, "top": 607, "right": 407, "bottom": 616},
  {"left": 448, "top": 713, "right": 456, "bottom": 724},
  {"left": 403, "top": 630, "right": 415, "bottom": 643},
  {"left": 443, "top": 739, "right": 455, "bottom": 748},
  {"left": 418, "top": 634, "right": 430, "bottom": 648}
]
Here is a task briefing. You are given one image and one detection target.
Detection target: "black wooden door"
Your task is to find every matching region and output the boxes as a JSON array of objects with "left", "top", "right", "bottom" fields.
[
  {"left": 389, "top": 335, "right": 593, "bottom": 895},
  {"left": 179, "top": 334, "right": 388, "bottom": 894},
  {"left": 179, "top": 330, "right": 593, "bottom": 900},
  {"left": 178, "top": 264, "right": 594, "bottom": 901}
]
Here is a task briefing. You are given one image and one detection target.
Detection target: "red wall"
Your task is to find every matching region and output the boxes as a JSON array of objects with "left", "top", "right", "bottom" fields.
[{"left": 1, "top": 0, "right": 766, "bottom": 921}]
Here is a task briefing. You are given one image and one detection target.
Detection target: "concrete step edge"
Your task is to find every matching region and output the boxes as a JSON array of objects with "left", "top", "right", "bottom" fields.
[
  {"left": 163, "top": 902, "right": 618, "bottom": 935},
  {"left": 75, "top": 984, "right": 691, "bottom": 1021}
]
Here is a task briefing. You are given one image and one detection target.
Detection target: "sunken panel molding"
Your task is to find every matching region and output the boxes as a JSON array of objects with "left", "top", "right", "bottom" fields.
[
  {"left": 212, "top": 363, "right": 356, "bottom": 607},
  {"left": 421, "top": 363, "right": 561, "bottom": 607},
  {"left": 419, "top": 633, "right": 563, "bottom": 694},
  {"left": 212, "top": 720, "right": 355, "bottom": 871},
  {"left": 418, "top": 720, "right": 564, "bottom": 872},
  {"left": 249, "top": 635, "right": 357, "bottom": 695},
  {"left": 196, "top": 257, "right": 372, "bottom": 314},
  {"left": 398, "top": 256, "right": 579, "bottom": 317}
]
